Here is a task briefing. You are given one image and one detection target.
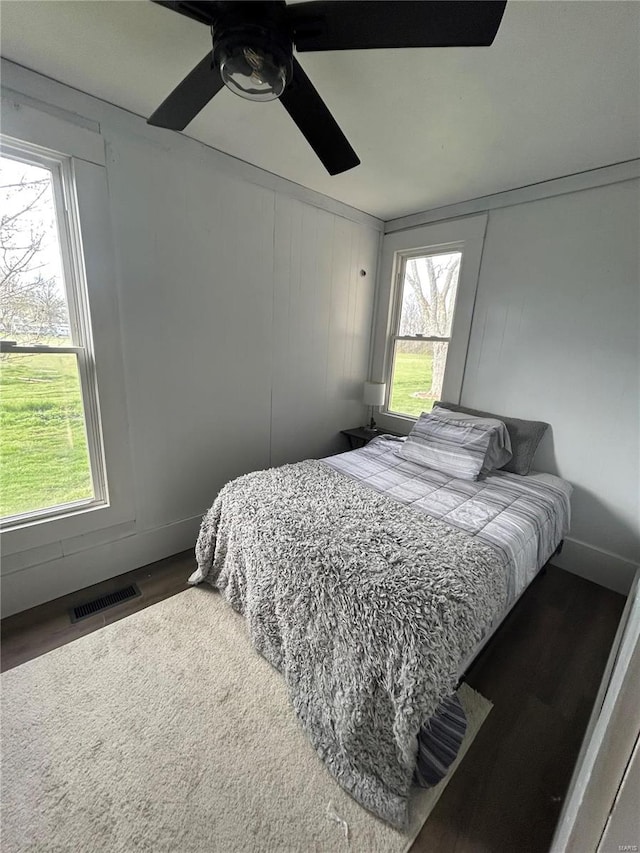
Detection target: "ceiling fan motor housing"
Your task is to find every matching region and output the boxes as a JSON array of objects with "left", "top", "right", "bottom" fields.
[
  {"left": 211, "top": 3, "right": 293, "bottom": 101},
  {"left": 213, "top": 25, "right": 293, "bottom": 101}
]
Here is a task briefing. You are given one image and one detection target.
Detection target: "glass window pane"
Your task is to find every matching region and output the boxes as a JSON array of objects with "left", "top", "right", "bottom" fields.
[
  {"left": 388, "top": 340, "right": 449, "bottom": 418},
  {"left": 398, "top": 251, "right": 461, "bottom": 337},
  {"left": 0, "top": 352, "right": 94, "bottom": 518},
  {"left": 0, "top": 155, "right": 72, "bottom": 346}
]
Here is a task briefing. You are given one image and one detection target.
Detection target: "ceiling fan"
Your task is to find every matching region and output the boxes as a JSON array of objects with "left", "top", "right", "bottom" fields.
[{"left": 148, "top": 1, "right": 507, "bottom": 175}]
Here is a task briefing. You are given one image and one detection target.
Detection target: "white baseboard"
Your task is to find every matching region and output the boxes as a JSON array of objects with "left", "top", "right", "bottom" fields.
[
  {"left": 553, "top": 537, "right": 639, "bottom": 596},
  {"left": 0, "top": 515, "right": 202, "bottom": 618}
]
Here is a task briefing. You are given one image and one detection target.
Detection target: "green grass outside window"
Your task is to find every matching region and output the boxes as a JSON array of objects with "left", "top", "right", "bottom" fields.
[{"left": 0, "top": 352, "right": 93, "bottom": 518}]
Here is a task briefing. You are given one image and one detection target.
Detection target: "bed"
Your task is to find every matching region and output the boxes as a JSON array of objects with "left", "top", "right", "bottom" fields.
[{"left": 189, "top": 405, "right": 571, "bottom": 829}]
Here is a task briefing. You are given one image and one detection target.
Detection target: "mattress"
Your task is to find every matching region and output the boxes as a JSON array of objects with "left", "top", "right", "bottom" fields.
[{"left": 324, "top": 435, "right": 572, "bottom": 608}]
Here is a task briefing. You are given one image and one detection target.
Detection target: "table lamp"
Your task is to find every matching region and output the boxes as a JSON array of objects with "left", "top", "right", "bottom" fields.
[{"left": 363, "top": 381, "right": 386, "bottom": 432}]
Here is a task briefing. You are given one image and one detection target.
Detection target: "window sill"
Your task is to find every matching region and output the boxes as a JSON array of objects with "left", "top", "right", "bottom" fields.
[
  {"left": 1, "top": 497, "right": 107, "bottom": 533},
  {"left": 1, "top": 496, "right": 136, "bottom": 562}
]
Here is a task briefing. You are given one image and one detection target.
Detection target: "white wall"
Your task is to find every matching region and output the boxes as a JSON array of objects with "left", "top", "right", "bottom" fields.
[
  {"left": 463, "top": 180, "right": 639, "bottom": 593},
  {"left": 105, "top": 133, "right": 377, "bottom": 518},
  {"left": 381, "top": 174, "right": 640, "bottom": 594},
  {"left": 0, "top": 63, "right": 381, "bottom": 616},
  {"left": 271, "top": 198, "right": 377, "bottom": 466},
  {"left": 598, "top": 736, "right": 640, "bottom": 853}
]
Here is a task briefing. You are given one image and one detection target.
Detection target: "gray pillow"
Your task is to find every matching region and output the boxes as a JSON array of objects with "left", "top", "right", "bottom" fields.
[
  {"left": 399, "top": 410, "right": 507, "bottom": 481},
  {"left": 430, "top": 407, "right": 512, "bottom": 476},
  {"left": 433, "top": 401, "right": 549, "bottom": 476}
]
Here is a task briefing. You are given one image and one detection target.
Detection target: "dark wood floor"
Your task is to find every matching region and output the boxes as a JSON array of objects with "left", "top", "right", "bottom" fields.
[
  {"left": 1, "top": 550, "right": 194, "bottom": 672},
  {"left": 414, "top": 565, "right": 624, "bottom": 853},
  {"left": 1, "top": 557, "right": 625, "bottom": 852}
]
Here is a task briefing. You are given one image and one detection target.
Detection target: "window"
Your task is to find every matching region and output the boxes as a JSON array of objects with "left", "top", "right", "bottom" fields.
[
  {"left": 369, "top": 214, "right": 487, "bottom": 428},
  {"left": 388, "top": 250, "right": 462, "bottom": 417},
  {"left": 0, "top": 94, "right": 133, "bottom": 571},
  {"left": 0, "top": 140, "right": 106, "bottom": 526}
]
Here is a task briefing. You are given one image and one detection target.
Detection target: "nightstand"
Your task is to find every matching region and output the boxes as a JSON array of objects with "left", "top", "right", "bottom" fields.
[{"left": 340, "top": 427, "right": 402, "bottom": 450}]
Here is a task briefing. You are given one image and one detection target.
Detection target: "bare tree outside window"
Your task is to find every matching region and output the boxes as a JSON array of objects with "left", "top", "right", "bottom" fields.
[
  {"left": 1, "top": 160, "right": 70, "bottom": 343},
  {"left": 388, "top": 251, "right": 461, "bottom": 418}
]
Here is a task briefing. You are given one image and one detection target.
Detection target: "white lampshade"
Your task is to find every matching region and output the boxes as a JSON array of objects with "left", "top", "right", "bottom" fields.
[{"left": 363, "top": 381, "right": 386, "bottom": 407}]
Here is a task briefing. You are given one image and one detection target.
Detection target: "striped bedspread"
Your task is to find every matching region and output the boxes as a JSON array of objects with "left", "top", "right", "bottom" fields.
[{"left": 325, "top": 435, "right": 572, "bottom": 605}]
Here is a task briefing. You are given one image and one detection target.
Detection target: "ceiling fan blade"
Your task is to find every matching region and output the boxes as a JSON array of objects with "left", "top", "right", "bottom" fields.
[
  {"left": 151, "top": 1, "right": 221, "bottom": 28},
  {"left": 148, "top": 52, "right": 224, "bottom": 130},
  {"left": 279, "top": 58, "right": 360, "bottom": 176},
  {"left": 288, "top": 1, "right": 507, "bottom": 52}
]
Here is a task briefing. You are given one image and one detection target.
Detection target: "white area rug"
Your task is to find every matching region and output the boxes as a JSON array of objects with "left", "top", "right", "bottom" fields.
[{"left": 1, "top": 587, "right": 492, "bottom": 852}]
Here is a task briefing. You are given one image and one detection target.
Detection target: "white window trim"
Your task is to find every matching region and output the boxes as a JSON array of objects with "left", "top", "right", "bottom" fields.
[
  {"left": 369, "top": 214, "right": 488, "bottom": 433},
  {"left": 1, "top": 99, "right": 135, "bottom": 567},
  {"left": 1, "top": 139, "right": 108, "bottom": 528},
  {"left": 386, "top": 247, "right": 462, "bottom": 418}
]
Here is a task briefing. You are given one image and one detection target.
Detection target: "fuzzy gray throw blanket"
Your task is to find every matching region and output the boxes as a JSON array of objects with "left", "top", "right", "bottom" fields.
[{"left": 190, "top": 460, "right": 506, "bottom": 828}]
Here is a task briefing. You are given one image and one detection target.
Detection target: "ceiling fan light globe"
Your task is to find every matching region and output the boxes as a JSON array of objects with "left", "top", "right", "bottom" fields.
[{"left": 220, "top": 45, "right": 288, "bottom": 102}]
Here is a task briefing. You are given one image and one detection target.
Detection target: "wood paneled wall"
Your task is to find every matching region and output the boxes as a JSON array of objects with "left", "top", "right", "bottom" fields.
[
  {"left": 271, "top": 197, "right": 378, "bottom": 466},
  {"left": 0, "top": 68, "right": 381, "bottom": 615}
]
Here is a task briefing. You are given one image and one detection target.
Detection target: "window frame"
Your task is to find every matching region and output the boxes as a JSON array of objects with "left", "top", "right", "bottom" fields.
[
  {"left": 369, "top": 214, "right": 488, "bottom": 433},
  {"left": 386, "top": 247, "right": 463, "bottom": 418},
  {"left": 0, "top": 94, "right": 135, "bottom": 567},
  {"left": 0, "top": 139, "right": 108, "bottom": 528}
]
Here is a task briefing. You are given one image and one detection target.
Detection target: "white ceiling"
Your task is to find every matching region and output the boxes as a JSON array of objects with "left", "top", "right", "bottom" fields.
[{"left": 1, "top": 1, "right": 638, "bottom": 220}]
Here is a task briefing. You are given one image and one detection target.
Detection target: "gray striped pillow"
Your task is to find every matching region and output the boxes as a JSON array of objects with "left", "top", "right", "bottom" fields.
[
  {"left": 399, "top": 410, "right": 510, "bottom": 481},
  {"left": 429, "top": 407, "right": 512, "bottom": 475},
  {"left": 433, "top": 401, "right": 548, "bottom": 475}
]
